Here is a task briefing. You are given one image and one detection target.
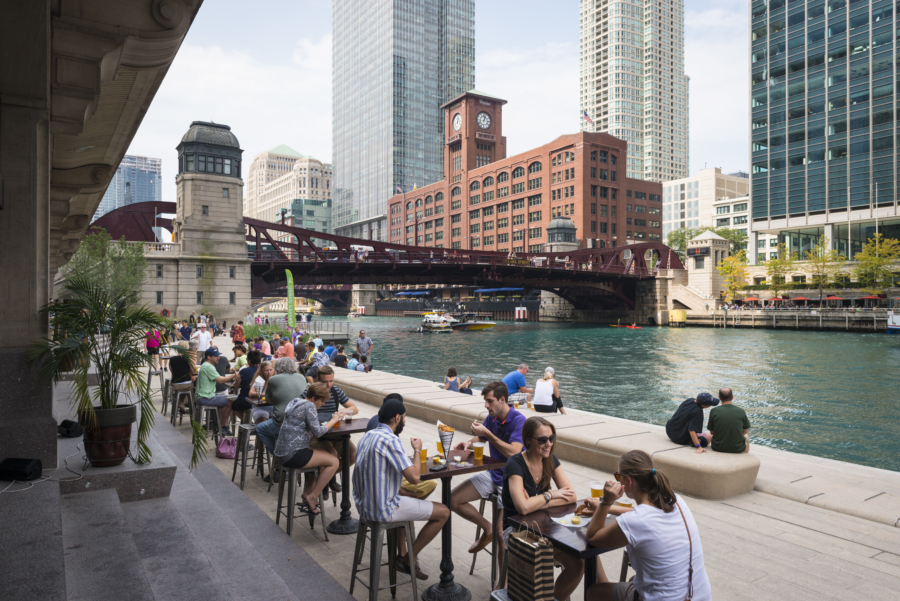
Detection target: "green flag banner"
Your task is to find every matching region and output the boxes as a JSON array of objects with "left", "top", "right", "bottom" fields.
[{"left": 286, "top": 270, "right": 296, "bottom": 329}]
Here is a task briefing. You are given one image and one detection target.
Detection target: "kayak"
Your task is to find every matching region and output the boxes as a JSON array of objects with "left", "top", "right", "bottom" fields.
[{"left": 626, "top": 325, "right": 642, "bottom": 329}]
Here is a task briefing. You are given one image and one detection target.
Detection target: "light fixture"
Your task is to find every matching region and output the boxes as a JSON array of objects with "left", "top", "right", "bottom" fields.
[{"left": 73, "top": 146, "right": 94, "bottom": 153}]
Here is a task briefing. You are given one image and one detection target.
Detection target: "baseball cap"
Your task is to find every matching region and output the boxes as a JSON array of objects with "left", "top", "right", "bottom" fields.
[
  {"left": 204, "top": 348, "right": 221, "bottom": 357},
  {"left": 696, "top": 392, "right": 718, "bottom": 406}
]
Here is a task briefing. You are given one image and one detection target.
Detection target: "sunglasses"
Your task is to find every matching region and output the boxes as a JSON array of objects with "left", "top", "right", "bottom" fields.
[
  {"left": 532, "top": 434, "right": 556, "bottom": 445},
  {"left": 613, "top": 472, "right": 621, "bottom": 482}
]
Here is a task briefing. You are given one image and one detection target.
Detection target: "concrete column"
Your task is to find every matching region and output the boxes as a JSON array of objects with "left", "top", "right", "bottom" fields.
[
  {"left": 823, "top": 223, "right": 834, "bottom": 251},
  {"left": 747, "top": 230, "right": 759, "bottom": 265}
]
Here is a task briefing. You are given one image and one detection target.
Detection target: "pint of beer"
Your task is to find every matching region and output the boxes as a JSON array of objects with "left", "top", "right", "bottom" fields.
[
  {"left": 590, "top": 481, "right": 605, "bottom": 498},
  {"left": 436, "top": 440, "right": 444, "bottom": 455},
  {"left": 473, "top": 442, "right": 485, "bottom": 461},
  {"left": 420, "top": 446, "right": 429, "bottom": 463}
]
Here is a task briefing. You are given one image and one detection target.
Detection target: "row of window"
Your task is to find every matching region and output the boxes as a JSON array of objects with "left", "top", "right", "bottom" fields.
[
  {"left": 752, "top": 134, "right": 895, "bottom": 172},
  {"left": 155, "top": 291, "right": 236, "bottom": 305},
  {"left": 716, "top": 203, "right": 749, "bottom": 214},
  {"left": 183, "top": 154, "right": 239, "bottom": 177},
  {"left": 156, "top": 264, "right": 238, "bottom": 279}
]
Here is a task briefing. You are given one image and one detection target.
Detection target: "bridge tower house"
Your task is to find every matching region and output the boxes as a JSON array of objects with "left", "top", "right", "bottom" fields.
[
  {"left": 167, "top": 122, "right": 252, "bottom": 322},
  {"left": 540, "top": 218, "right": 579, "bottom": 321}
]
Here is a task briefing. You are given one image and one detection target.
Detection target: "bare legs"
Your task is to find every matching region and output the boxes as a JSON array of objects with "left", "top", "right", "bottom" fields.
[
  {"left": 300, "top": 449, "right": 339, "bottom": 513},
  {"left": 449, "top": 480, "right": 493, "bottom": 552}
]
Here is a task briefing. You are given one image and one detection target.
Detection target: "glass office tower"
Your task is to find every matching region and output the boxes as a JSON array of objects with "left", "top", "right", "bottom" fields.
[
  {"left": 92, "top": 155, "right": 162, "bottom": 221},
  {"left": 332, "top": 0, "right": 475, "bottom": 240},
  {"left": 749, "top": 0, "right": 898, "bottom": 260}
]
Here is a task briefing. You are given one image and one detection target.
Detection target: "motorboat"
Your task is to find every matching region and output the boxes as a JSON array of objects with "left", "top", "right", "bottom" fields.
[
  {"left": 421, "top": 310, "right": 458, "bottom": 324},
  {"left": 419, "top": 313, "right": 453, "bottom": 332},
  {"left": 888, "top": 313, "right": 900, "bottom": 335},
  {"left": 450, "top": 313, "right": 496, "bottom": 331}
]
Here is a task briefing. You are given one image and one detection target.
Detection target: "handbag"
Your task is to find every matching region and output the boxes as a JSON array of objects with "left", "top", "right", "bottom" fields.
[
  {"left": 506, "top": 523, "right": 555, "bottom": 601},
  {"left": 675, "top": 502, "right": 693, "bottom": 601},
  {"left": 215, "top": 436, "right": 237, "bottom": 459}
]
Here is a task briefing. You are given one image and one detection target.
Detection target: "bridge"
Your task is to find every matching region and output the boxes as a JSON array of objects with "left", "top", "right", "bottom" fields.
[{"left": 244, "top": 218, "right": 684, "bottom": 311}]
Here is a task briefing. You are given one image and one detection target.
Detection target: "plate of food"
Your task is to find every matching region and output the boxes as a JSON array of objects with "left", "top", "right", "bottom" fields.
[{"left": 551, "top": 513, "right": 585, "bottom": 528}]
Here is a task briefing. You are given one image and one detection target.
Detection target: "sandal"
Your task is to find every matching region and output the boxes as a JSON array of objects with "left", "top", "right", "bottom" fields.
[{"left": 302, "top": 493, "right": 320, "bottom": 515}]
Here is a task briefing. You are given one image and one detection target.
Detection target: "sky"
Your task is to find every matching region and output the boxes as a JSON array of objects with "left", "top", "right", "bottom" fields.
[{"left": 128, "top": 0, "right": 749, "bottom": 205}]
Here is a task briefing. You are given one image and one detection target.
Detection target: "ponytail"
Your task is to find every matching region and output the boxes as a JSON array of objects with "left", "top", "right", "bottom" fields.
[{"left": 619, "top": 450, "right": 677, "bottom": 512}]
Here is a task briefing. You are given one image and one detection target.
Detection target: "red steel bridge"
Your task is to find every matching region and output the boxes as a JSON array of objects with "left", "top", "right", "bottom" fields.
[{"left": 244, "top": 218, "right": 684, "bottom": 310}]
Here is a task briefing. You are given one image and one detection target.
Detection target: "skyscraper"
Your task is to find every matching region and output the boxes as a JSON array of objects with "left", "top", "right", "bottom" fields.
[
  {"left": 332, "top": 0, "right": 475, "bottom": 239},
  {"left": 579, "top": 0, "right": 690, "bottom": 183},
  {"left": 749, "top": 0, "right": 898, "bottom": 260},
  {"left": 243, "top": 145, "right": 332, "bottom": 223},
  {"left": 91, "top": 155, "right": 162, "bottom": 221}
]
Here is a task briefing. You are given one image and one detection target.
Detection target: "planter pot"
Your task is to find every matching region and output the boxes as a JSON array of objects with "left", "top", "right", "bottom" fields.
[{"left": 78, "top": 404, "right": 136, "bottom": 468}]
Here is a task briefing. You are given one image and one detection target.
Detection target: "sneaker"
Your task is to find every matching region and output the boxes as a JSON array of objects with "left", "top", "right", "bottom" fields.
[
  {"left": 394, "top": 556, "right": 428, "bottom": 580},
  {"left": 220, "top": 427, "right": 233, "bottom": 437},
  {"left": 328, "top": 476, "right": 342, "bottom": 493},
  {"left": 263, "top": 472, "right": 280, "bottom": 484}
]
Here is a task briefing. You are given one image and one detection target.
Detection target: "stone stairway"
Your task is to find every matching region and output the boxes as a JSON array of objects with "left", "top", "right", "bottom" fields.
[{"left": 2, "top": 414, "right": 353, "bottom": 601}]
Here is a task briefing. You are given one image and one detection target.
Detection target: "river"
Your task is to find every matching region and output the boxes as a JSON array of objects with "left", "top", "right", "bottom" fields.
[{"left": 278, "top": 315, "right": 900, "bottom": 472}]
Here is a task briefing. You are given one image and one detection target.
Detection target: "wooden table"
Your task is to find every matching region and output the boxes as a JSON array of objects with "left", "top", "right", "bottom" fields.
[
  {"left": 321, "top": 417, "right": 370, "bottom": 535},
  {"left": 505, "top": 500, "right": 617, "bottom": 601},
  {"left": 419, "top": 450, "right": 506, "bottom": 601}
]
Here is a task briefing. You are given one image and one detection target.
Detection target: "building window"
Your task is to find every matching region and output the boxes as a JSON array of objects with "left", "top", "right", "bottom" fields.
[
  {"left": 196, "top": 291, "right": 203, "bottom": 305},
  {"left": 196, "top": 265, "right": 202, "bottom": 278},
  {"left": 451, "top": 186, "right": 461, "bottom": 197},
  {"left": 229, "top": 266, "right": 236, "bottom": 278},
  {"left": 528, "top": 162, "right": 542, "bottom": 174},
  {"left": 156, "top": 291, "right": 163, "bottom": 304},
  {"left": 497, "top": 202, "right": 508, "bottom": 214},
  {"left": 498, "top": 233, "right": 509, "bottom": 244},
  {"left": 222, "top": 188, "right": 229, "bottom": 198},
  {"left": 716, "top": 206, "right": 730, "bottom": 215},
  {"left": 229, "top": 292, "right": 236, "bottom": 305},
  {"left": 528, "top": 177, "right": 542, "bottom": 190},
  {"left": 202, "top": 205, "right": 208, "bottom": 215},
  {"left": 497, "top": 186, "right": 509, "bottom": 198},
  {"left": 452, "top": 199, "right": 461, "bottom": 210},
  {"left": 482, "top": 177, "right": 494, "bottom": 187},
  {"left": 512, "top": 167, "right": 525, "bottom": 179},
  {"left": 156, "top": 264, "right": 163, "bottom": 278},
  {"left": 470, "top": 181, "right": 480, "bottom": 191},
  {"left": 497, "top": 172, "right": 509, "bottom": 183},
  {"left": 512, "top": 183, "right": 525, "bottom": 194}
]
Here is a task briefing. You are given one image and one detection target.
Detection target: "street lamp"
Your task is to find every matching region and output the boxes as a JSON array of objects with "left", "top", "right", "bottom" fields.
[{"left": 514, "top": 227, "right": 529, "bottom": 254}]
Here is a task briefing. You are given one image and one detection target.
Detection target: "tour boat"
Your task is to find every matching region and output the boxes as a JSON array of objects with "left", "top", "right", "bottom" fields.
[
  {"left": 419, "top": 314, "right": 453, "bottom": 332},
  {"left": 888, "top": 313, "right": 900, "bottom": 335},
  {"left": 450, "top": 313, "right": 496, "bottom": 331}
]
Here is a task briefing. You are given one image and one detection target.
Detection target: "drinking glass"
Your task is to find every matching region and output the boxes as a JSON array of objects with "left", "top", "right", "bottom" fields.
[
  {"left": 472, "top": 442, "right": 484, "bottom": 461},
  {"left": 590, "top": 481, "right": 605, "bottom": 498}
]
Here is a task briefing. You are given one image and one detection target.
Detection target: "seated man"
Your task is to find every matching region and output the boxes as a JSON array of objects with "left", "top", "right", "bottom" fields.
[
  {"left": 356, "top": 354, "right": 369, "bottom": 372},
  {"left": 502, "top": 363, "right": 533, "bottom": 406},
  {"left": 195, "top": 348, "right": 237, "bottom": 436},
  {"left": 450, "top": 381, "right": 525, "bottom": 555},
  {"left": 353, "top": 398, "right": 449, "bottom": 580},
  {"left": 346, "top": 352, "right": 360, "bottom": 371},
  {"left": 255, "top": 358, "right": 308, "bottom": 482},
  {"left": 665, "top": 392, "right": 718, "bottom": 454},
  {"left": 306, "top": 366, "right": 358, "bottom": 492},
  {"left": 312, "top": 345, "right": 331, "bottom": 369},
  {"left": 232, "top": 344, "right": 248, "bottom": 371},
  {"left": 708, "top": 387, "right": 751, "bottom": 454}
]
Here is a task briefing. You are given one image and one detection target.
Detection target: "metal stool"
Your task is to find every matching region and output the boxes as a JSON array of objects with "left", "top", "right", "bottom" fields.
[
  {"left": 198, "top": 405, "right": 221, "bottom": 445},
  {"left": 170, "top": 383, "right": 194, "bottom": 427},
  {"left": 161, "top": 378, "right": 172, "bottom": 415},
  {"left": 275, "top": 465, "right": 330, "bottom": 541},
  {"left": 146, "top": 368, "right": 164, "bottom": 396},
  {"left": 231, "top": 423, "right": 257, "bottom": 490},
  {"left": 350, "top": 518, "right": 418, "bottom": 601},
  {"left": 620, "top": 550, "right": 631, "bottom": 581},
  {"left": 469, "top": 492, "right": 500, "bottom": 589}
]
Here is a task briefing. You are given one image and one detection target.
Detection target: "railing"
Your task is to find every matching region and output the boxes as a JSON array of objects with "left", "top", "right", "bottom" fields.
[
  {"left": 304, "top": 320, "right": 351, "bottom": 339},
  {"left": 138, "top": 241, "right": 181, "bottom": 255}
]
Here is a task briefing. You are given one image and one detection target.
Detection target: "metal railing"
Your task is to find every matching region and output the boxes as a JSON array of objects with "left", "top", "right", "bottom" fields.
[{"left": 304, "top": 320, "right": 351, "bottom": 339}]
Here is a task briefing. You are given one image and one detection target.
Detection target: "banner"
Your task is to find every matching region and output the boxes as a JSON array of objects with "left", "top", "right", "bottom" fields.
[{"left": 285, "top": 270, "right": 296, "bottom": 329}]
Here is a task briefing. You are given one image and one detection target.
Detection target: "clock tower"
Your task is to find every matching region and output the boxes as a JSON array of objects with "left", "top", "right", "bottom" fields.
[{"left": 441, "top": 90, "right": 507, "bottom": 180}]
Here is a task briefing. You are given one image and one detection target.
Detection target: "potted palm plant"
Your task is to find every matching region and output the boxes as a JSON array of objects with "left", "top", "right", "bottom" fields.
[{"left": 27, "top": 275, "right": 207, "bottom": 468}]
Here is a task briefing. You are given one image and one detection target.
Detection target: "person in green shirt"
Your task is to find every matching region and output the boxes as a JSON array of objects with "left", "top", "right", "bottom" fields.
[
  {"left": 196, "top": 348, "right": 238, "bottom": 436},
  {"left": 707, "top": 387, "right": 751, "bottom": 453},
  {"left": 232, "top": 344, "right": 248, "bottom": 371}
]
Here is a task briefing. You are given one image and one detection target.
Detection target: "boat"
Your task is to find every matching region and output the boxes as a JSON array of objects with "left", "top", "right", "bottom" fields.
[
  {"left": 419, "top": 313, "right": 453, "bottom": 332},
  {"left": 610, "top": 324, "right": 642, "bottom": 329},
  {"left": 888, "top": 313, "right": 900, "bottom": 335},
  {"left": 450, "top": 313, "right": 496, "bottom": 331},
  {"left": 421, "top": 310, "right": 458, "bottom": 324},
  {"left": 348, "top": 311, "right": 361, "bottom": 318}
]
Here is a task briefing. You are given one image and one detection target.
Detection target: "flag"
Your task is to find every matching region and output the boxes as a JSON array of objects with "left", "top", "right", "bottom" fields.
[
  {"left": 285, "top": 270, "right": 296, "bottom": 329},
  {"left": 396, "top": 185, "right": 403, "bottom": 194},
  {"left": 582, "top": 110, "right": 593, "bottom": 125}
]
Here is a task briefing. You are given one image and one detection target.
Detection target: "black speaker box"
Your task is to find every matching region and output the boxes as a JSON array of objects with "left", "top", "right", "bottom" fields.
[
  {"left": 58, "top": 419, "right": 83, "bottom": 438},
  {"left": 0, "top": 458, "right": 42, "bottom": 481}
]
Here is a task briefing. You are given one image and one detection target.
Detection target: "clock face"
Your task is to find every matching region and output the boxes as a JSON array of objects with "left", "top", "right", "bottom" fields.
[
  {"left": 452, "top": 113, "right": 462, "bottom": 131},
  {"left": 477, "top": 112, "right": 491, "bottom": 130}
]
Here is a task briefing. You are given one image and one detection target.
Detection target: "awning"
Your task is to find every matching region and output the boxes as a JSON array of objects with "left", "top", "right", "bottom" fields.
[
  {"left": 858, "top": 295, "right": 882, "bottom": 300},
  {"left": 742, "top": 297, "right": 761, "bottom": 302},
  {"left": 824, "top": 295, "right": 844, "bottom": 301},
  {"left": 792, "top": 296, "right": 812, "bottom": 301},
  {"left": 765, "top": 297, "right": 783, "bottom": 302},
  {"left": 474, "top": 288, "right": 498, "bottom": 293},
  {"left": 394, "top": 291, "right": 431, "bottom": 296},
  {"left": 474, "top": 287, "right": 524, "bottom": 293}
]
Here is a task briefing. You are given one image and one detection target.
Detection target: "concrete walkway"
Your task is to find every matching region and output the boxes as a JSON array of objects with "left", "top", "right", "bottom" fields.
[{"left": 157, "top": 380, "right": 900, "bottom": 601}]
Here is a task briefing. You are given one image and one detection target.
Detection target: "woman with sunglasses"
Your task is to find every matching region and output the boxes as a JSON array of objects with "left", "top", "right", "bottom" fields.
[
  {"left": 583, "top": 450, "right": 711, "bottom": 601},
  {"left": 501, "top": 416, "right": 582, "bottom": 601}
]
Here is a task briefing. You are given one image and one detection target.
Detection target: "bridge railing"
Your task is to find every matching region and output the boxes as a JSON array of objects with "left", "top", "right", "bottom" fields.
[{"left": 305, "top": 320, "right": 351, "bottom": 340}]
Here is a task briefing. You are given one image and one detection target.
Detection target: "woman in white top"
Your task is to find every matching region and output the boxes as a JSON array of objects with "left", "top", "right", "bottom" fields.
[
  {"left": 249, "top": 361, "right": 274, "bottom": 423},
  {"left": 532, "top": 367, "right": 567, "bottom": 414},
  {"left": 584, "top": 450, "right": 711, "bottom": 601}
]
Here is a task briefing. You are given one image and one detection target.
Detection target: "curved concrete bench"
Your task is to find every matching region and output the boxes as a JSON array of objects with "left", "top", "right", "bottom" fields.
[{"left": 332, "top": 369, "right": 760, "bottom": 501}]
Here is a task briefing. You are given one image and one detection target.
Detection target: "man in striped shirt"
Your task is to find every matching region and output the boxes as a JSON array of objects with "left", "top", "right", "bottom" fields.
[{"left": 353, "top": 399, "right": 448, "bottom": 579}]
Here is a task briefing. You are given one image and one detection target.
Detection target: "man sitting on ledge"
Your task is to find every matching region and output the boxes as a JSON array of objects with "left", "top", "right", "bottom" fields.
[
  {"left": 665, "top": 392, "right": 718, "bottom": 454},
  {"left": 502, "top": 363, "right": 533, "bottom": 406},
  {"left": 708, "top": 387, "right": 751, "bottom": 454}
]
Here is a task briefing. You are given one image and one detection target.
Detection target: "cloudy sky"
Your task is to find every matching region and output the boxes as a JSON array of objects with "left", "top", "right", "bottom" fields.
[{"left": 129, "top": 0, "right": 749, "bottom": 204}]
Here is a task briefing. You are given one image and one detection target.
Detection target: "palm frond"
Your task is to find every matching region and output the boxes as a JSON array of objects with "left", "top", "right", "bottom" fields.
[{"left": 189, "top": 419, "right": 210, "bottom": 471}]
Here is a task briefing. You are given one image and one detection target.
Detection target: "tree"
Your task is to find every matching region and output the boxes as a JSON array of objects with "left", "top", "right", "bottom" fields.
[
  {"left": 765, "top": 243, "right": 796, "bottom": 299},
  {"left": 717, "top": 251, "right": 750, "bottom": 303},
  {"left": 63, "top": 230, "right": 147, "bottom": 303},
  {"left": 802, "top": 238, "right": 846, "bottom": 301},
  {"left": 852, "top": 233, "right": 900, "bottom": 295},
  {"left": 666, "top": 226, "right": 748, "bottom": 260}
]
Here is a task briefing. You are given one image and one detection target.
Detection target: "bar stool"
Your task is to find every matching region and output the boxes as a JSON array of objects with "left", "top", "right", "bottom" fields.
[
  {"left": 231, "top": 423, "right": 257, "bottom": 490},
  {"left": 350, "top": 518, "right": 418, "bottom": 601},
  {"left": 619, "top": 550, "right": 631, "bottom": 581},
  {"left": 170, "top": 383, "right": 195, "bottom": 427},
  {"left": 198, "top": 405, "right": 222, "bottom": 445},
  {"left": 275, "top": 464, "right": 330, "bottom": 541},
  {"left": 468, "top": 492, "right": 501, "bottom": 589},
  {"left": 161, "top": 378, "right": 172, "bottom": 415},
  {"left": 146, "top": 368, "right": 164, "bottom": 396}
]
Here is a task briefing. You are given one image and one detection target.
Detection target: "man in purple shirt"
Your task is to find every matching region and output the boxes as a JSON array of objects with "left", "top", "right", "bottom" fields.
[{"left": 450, "top": 381, "right": 526, "bottom": 555}]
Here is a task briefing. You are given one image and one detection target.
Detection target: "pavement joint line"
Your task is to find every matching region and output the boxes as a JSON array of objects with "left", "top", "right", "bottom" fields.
[
  {"left": 720, "top": 500, "right": 895, "bottom": 555},
  {"left": 805, "top": 492, "right": 824, "bottom": 503},
  {"left": 863, "top": 492, "right": 886, "bottom": 502},
  {"left": 592, "top": 432, "right": 652, "bottom": 447},
  {"left": 554, "top": 421, "right": 605, "bottom": 430},
  {"left": 651, "top": 446, "right": 687, "bottom": 456},
  {"left": 790, "top": 475, "right": 813, "bottom": 484}
]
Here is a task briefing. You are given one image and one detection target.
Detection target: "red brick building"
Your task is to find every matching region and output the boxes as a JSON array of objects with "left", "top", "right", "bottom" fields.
[{"left": 388, "top": 91, "right": 662, "bottom": 252}]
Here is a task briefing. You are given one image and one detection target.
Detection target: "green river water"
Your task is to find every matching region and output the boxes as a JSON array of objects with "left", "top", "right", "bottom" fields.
[{"left": 285, "top": 316, "right": 900, "bottom": 472}]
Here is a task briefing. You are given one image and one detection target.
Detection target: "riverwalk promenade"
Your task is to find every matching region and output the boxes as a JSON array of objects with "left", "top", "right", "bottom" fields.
[{"left": 158, "top": 340, "right": 900, "bottom": 601}]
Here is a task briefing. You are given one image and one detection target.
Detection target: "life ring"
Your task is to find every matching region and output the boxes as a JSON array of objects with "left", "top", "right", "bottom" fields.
[{"left": 161, "top": 308, "right": 170, "bottom": 317}]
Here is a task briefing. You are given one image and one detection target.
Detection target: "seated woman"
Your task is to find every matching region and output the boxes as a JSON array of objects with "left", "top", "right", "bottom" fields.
[
  {"left": 502, "top": 416, "right": 582, "bottom": 601},
  {"left": 333, "top": 345, "right": 348, "bottom": 369},
  {"left": 532, "top": 367, "right": 567, "bottom": 414},
  {"left": 248, "top": 360, "right": 275, "bottom": 424},
  {"left": 442, "top": 367, "right": 472, "bottom": 395},
  {"left": 585, "top": 450, "right": 711, "bottom": 601},
  {"left": 273, "top": 382, "right": 342, "bottom": 514}
]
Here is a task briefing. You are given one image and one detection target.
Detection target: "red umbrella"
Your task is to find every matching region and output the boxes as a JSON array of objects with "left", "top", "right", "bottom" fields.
[
  {"left": 858, "top": 295, "right": 882, "bottom": 300},
  {"left": 792, "top": 296, "right": 812, "bottom": 301},
  {"left": 765, "top": 297, "right": 783, "bottom": 302},
  {"left": 824, "top": 295, "right": 844, "bottom": 300},
  {"left": 742, "top": 297, "right": 760, "bottom": 302}
]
